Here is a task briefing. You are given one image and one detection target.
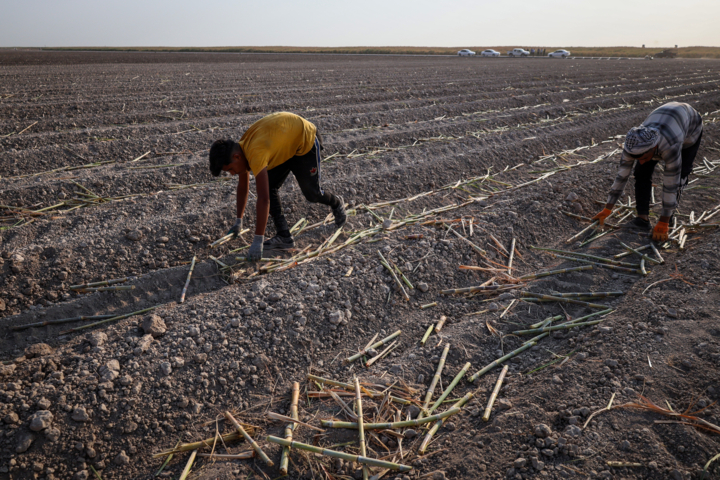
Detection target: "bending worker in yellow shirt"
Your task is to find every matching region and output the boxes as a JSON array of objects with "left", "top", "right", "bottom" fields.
[{"left": 209, "top": 112, "right": 346, "bottom": 261}]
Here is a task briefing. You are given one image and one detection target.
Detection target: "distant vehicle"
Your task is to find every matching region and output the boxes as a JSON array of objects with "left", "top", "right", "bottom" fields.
[
  {"left": 457, "top": 49, "right": 476, "bottom": 56},
  {"left": 548, "top": 49, "right": 571, "bottom": 58},
  {"left": 480, "top": 49, "right": 500, "bottom": 57},
  {"left": 507, "top": 48, "right": 530, "bottom": 57}
]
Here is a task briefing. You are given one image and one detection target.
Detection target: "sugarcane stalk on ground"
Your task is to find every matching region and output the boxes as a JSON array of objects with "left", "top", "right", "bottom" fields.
[
  {"left": 507, "top": 238, "right": 516, "bottom": 274},
  {"left": 152, "top": 427, "right": 258, "bottom": 458},
  {"left": 469, "top": 342, "right": 536, "bottom": 382},
  {"left": 279, "top": 381, "right": 300, "bottom": 475},
  {"left": 530, "top": 246, "right": 639, "bottom": 267},
  {"left": 423, "top": 344, "right": 450, "bottom": 411},
  {"left": 224, "top": 411, "right": 274, "bottom": 466},
  {"left": 418, "top": 392, "right": 474, "bottom": 454},
  {"left": 198, "top": 452, "right": 255, "bottom": 460},
  {"left": 518, "top": 265, "right": 592, "bottom": 280},
  {"left": 420, "top": 324, "right": 434, "bottom": 346},
  {"left": 179, "top": 256, "right": 196, "bottom": 304},
  {"left": 614, "top": 244, "right": 651, "bottom": 259},
  {"left": 321, "top": 407, "right": 461, "bottom": 429},
  {"left": 346, "top": 330, "right": 402, "bottom": 364},
  {"left": 566, "top": 220, "right": 599, "bottom": 244},
  {"left": 307, "top": 374, "right": 411, "bottom": 405},
  {"left": 59, "top": 306, "right": 158, "bottom": 335},
  {"left": 649, "top": 242, "right": 665, "bottom": 264},
  {"left": 355, "top": 378, "right": 369, "bottom": 480},
  {"left": 12, "top": 314, "right": 116, "bottom": 331},
  {"left": 435, "top": 315, "right": 448, "bottom": 332},
  {"left": 519, "top": 291, "right": 609, "bottom": 309},
  {"left": 619, "top": 241, "right": 661, "bottom": 265},
  {"left": 546, "top": 254, "right": 642, "bottom": 273},
  {"left": 513, "top": 308, "right": 613, "bottom": 335},
  {"left": 552, "top": 292, "right": 623, "bottom": 298},
  {"left": 483, "top": 365, "right": 509, "bottom": 422},
  {"left": 427, "top": 362, "right": 471, "bottom": 416},
  {"left": 178, "top": 450, "right": 197, "bottom": 480},
  {"left": 378, "top": 251, "right": 410, "bottom": 301},
  {"left": 365, "top": 340, "right": 399, "bottom": 367},
  {"left": 70, "top": 276, "right": 137, "bottom": 290},
  {"left": 441, "top": 284, "right": 520, "bottom": 295},
  {"left": 266, "top": 436, "right": 412, "bottom": 472},
  {"left": 80, "top": 285, "right": 135, "bottom": 293}
]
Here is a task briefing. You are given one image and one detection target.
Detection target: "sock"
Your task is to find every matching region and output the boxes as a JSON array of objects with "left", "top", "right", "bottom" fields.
[{"left": 278, "top": 229, "right": 292, "bottom": 238}]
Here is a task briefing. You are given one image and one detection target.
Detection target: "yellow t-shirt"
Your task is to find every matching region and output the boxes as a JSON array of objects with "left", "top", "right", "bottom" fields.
[{"left": 238, "top": 112, "right": 317, "bottom": 176}]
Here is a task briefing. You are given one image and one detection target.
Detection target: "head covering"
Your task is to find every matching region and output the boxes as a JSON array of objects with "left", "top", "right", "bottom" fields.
[{"left": 624, "top": 126, "right": 660, "bottom": 156}]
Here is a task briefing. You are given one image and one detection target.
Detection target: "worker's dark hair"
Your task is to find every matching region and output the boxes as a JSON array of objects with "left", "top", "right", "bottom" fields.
[{"left": 208, "top": 139, "right": 236, "bottom": 177}]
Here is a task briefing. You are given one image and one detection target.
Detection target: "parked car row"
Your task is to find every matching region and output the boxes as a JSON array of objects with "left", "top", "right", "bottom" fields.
[{"left": 457, "top": 48, "right": 571, "bottom": 58}]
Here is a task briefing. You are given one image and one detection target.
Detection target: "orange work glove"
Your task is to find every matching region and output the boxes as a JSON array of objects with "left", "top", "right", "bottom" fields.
[
  {"left": 591, "top": 208, "right": 612, "bottom": 226},
  {"left": 652, "top": 221, "right": 669, "bottom": 242}
]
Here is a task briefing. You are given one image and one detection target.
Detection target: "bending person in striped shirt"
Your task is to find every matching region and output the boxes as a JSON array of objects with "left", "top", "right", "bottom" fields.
[{"left": 592, "top": 102, "right": 703, "bottom": 242}]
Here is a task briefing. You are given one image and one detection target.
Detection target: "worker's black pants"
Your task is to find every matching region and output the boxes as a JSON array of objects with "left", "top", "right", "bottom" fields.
[
  {"left": 267, "top": 133, "right": 341, "bottom": 237},
  {"left": 634, "top": 131, "right": 702, "bottom": 216}
]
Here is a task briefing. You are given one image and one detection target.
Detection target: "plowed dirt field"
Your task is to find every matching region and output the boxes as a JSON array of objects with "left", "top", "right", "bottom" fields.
[{"left": 1, "top": 51, "right": 720, "bottom": 480}]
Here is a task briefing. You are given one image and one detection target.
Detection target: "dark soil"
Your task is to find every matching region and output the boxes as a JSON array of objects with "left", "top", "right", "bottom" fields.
[{"left": 1, "top": 51, "right": 720, "bottom": 480}]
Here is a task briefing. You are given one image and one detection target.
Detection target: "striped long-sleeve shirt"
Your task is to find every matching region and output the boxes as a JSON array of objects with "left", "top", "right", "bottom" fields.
[{"left": 606, "top": 102, "right": 703, "bottom": 217}]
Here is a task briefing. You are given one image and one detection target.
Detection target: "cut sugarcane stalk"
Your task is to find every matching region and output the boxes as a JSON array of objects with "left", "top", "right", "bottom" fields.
[
  {"left": 469, "top": 342, "right": 536, "bottom": 382},
  {"left": 423, "top": 344, "right": 450, "bottom": 411},
  {"left": 81, "top": 285, "right": 135, "bottom": 293},
  {"left": 507, "top": 238, "right": 516, "bottom": 274},
  {"left": 267, "top": 412, "right": 323, "bottom": 432},
  {"left": 530, "top": 246, "right": 638, "bottom": 267},
  {"left": 518, "top": 265, "right": 592, "bottom": 280},
  {"left": 513, "top": 308, "right": 613, "bottom": 335},
  {"left": 355, "top": 378, "right": 369, "bottom": 480},
  {"left": 649, "top": 242, "right": 665, "bottom": 263},
  {"left": 619, "top": 241, "right": 661, "bottom": 265},
  {"left": 178, "top": 450, "right": 197, "bottom": 480},
  {"left": 152, "top": 426, "right": 258, "bottom": 458},
  {"left": 279, "top": 381, "right": 300, "bottom": 475},
  {"left": 11, "top": 314, "right": 115, "bottom": 331},
  {"left": 579, "top": 229, "right": 610, "bottom": 247},
  {"left": 418, "top": 392, "right": 473, "bottom": 454},
  {"left": 435, "top": 315, "right": 447, "bottom": 332},
  {"left": 427, "top": 362, "right": 471, "bottom": 415},
  {"left": 614, "top": 244, "right": 651, "bottom": 259},
  {"left": 378, "top": 251, "right": 409, "bottom": 301},
  {"left": 307, "top": 374, "right": 411, "bottom": 405},
  {"left": 321, "top": 407, "right": 461, "bottom": 430},
  {"left": 225, "top": 411, "right": 273, "bottom": 466},
  {"left": 346, "top": 330, "right": 402, "bottom": 364},
  {"left": 179, "top": 256, "right": 196, "bottom": 304},
  {"left": 59, "top": 306, "right": 158, "bottom": 335},
  {"left": 365, "top": 340, "right": 398, "bottom": 367},
  {"left": 519, "top": 291, "right": 608, "bottom": 309},
  {"left": 70, "top": 276, "right": 137, "bottom": 290},
  {"left": 553, "top": 292, "right": 623, "bottom": 298},
  {"left": 483, "top": 365, "right": 509, "bottom": 421},
  {"left": 197, "top": 452, "right": 254, "bottom": 460},
  {"left": 514, "top": 319, "right": 608, "bottom": 335},
  {"left": 566, "top": 220, "right": 598, "bottom": 244},
  {"left": 447, "top": 227, "right": 487, "bottom": 256},
  {"left": 420, "top": 324, "right": 434, "bottom": 346},
  {"left": 441, "top": 284, "right": 519, "bottom": 295},
  {"left": 544, "top": 254, "right": 642, "bottom": 273},
  {"left": 266, "top": 436, "right": 412, "bottom": 472}
]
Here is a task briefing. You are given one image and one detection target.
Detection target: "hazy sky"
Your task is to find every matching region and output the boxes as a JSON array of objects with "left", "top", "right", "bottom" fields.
[{"left": 1, "top": 0, "right": 718, "bottom": 48}]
